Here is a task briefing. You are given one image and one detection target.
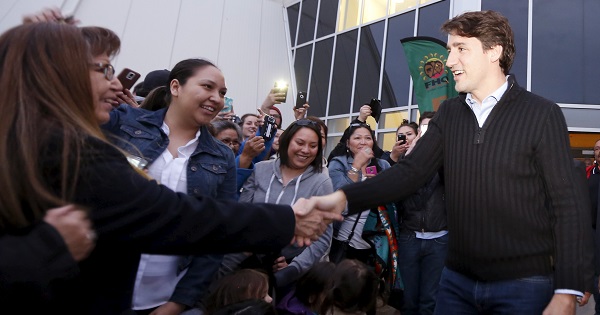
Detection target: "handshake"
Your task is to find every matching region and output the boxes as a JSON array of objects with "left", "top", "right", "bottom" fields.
[{"left": 290, "top": 191, "right": 348, "bottom": 247}]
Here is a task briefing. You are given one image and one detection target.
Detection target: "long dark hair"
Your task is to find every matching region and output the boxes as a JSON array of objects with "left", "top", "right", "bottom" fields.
[
  {"left": 205, "top": 269, "right": 270, "bottom": 314},
  {"left": 0, "top": 23, "right": 104, "bottom": 229},
  {"left": 327, "top": 123, "right": 383, "bottom": 169},
  {"left": 294, "top": 261, "right": 335, "bottom": 310},
  {"left": 320, "top": 259, "right": 379, "bottom": 315},
  {"left": 141, "top": 58, "right": 218, "bottom": 111}
]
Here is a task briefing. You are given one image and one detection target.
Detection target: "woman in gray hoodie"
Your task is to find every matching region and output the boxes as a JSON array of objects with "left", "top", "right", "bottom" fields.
[{"left": 240, "top": 119, "right": 333, "bottom": 294}]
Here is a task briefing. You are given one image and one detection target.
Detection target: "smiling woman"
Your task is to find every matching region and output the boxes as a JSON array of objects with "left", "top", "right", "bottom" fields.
[
  {"left": 237, "top": 119, "right": 333, "bottom": 292},
  {"left": 101, "top": 57, "right": 237, "bottom": 314}
]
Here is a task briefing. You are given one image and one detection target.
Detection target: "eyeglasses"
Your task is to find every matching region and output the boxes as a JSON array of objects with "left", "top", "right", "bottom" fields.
[
  {"left": 295, "top": 119, "right": 318, "bottom": 127},
  {"left": 350, "top": 122, "right": 371, "bottom": 129},
  {"left": 90, "top": 62, "right": 115, "bottom": 81}
]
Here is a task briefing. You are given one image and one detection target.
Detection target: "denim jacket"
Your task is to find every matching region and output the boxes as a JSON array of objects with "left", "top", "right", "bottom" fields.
[{"left": 102, "top": 105, "right": 237, "bottom": 307}]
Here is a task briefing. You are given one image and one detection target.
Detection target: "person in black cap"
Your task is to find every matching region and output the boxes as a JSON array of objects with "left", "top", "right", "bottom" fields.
[{"left": 137, "top": 69, "right": 170, "bottom": 99}]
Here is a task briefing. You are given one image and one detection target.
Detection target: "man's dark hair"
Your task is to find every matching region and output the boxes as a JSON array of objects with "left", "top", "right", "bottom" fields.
[
  {"left": 419, "top": 111, "right": 436, "bottom": 125},
  {"left": 441, "top": 10, "right": 515, "bottom": 75}
]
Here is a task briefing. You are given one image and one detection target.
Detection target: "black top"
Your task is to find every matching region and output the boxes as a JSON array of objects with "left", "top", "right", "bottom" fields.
[
  {"left": 341, "top": 76, "right": 591, "bottom": 292},
  {"left": 2, "top": 134, "right": 295, "bottom": 314}
]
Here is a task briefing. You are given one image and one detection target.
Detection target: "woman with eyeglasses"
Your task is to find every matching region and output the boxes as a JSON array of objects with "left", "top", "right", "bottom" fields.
[
  {"left": 238, "top": 119, "right": 333, "bottom": 296},
  {"left": 0, "top": 22, "right": 337, "bottom": 314},
  {"left": 211, "top": 119, "right": 264, "bottom": 197}
]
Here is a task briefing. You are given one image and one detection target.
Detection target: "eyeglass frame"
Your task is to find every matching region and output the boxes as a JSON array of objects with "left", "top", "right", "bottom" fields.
[
  {"left": 349, "top": 122, "right": 371, "bottom": 129},
  {"left": 90, "top": 62, "right": 115, "bottom": 81},
  {"left": 294, "top": 119, "right": 318, "bottom": 127}
]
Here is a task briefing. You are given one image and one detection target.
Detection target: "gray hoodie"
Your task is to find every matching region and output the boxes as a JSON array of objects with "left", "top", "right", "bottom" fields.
[{"left": 239, "top": 158, "right": 333, "bottom": 287}]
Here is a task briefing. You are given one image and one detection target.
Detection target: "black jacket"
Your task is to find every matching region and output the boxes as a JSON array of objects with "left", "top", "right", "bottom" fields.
[
  {"left": 397, "top": 171, "right": 446, "bottom": 233},
  {"left": 1, "top": 135, "right": 295, "bottom": 314}
]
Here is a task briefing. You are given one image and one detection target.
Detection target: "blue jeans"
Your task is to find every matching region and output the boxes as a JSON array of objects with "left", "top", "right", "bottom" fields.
[
  {"left": 397, "top": 233, "right": 448, "bottom": 315},
  {"left": 434, "top": 267, "right": 554, "bottom": 315}
]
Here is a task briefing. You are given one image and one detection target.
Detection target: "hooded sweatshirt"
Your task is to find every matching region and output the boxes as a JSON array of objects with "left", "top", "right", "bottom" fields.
[{"left": 240, "top": 158, "right": 333, "bottom": 287}]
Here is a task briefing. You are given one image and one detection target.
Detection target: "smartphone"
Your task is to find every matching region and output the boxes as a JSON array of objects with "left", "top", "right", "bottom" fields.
[
  {"left": 365, "top": 166, "right": 378, "bottom": 175},
  {"left": 397, "top": 134, "right": 407, "bottom": 145},
  {"left": 273, "top": 81, "right": 288, "bottom": 102},
  {"left": 260, "top": 115, "right": 277, "bottom": 141},
  {"left": 220, "top": 96, "right": 234, "bottom": 114},
  {"left": 117, "top": 68, "right": 141, "bottom": 91},
  {"left": 369, "top": 98, "right": 382, "bottom": 122},
  {"left": 295, "top": 91, "right": 307, "bottom": 109}
]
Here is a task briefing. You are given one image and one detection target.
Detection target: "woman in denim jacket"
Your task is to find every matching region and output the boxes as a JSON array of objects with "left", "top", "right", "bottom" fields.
[{"left": 102, "top": 59, "right": 236, "bottom": 314}]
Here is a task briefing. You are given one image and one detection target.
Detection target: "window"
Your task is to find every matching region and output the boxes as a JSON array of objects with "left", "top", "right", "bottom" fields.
[
  {"left": 416, "top": 0, "right": 450, "bottom": 43},
  {"left": 363, "top": 0, "right": 388, "bottom": 24},
  {"left": 294, "top": 44, "right": 314, "bottom": 93},
  {"left": 531, "top": 0, "right": 600, "bottom": 104},
  {"left": 329, "top": 30, "right": 358, "bottom": 115},
  {"left": 287, "top": 4, "right": 300, "bottom": 46},
  {"left": 297, "top": 0, "right": 319, "bottom": 45},
  {"left": 353, "top": 21, "right": 386, "bottom": 112},
  {"left": 309, "top": 38, "right": 335, "bottom": 117},
  {"left": 381, "top": 11, "right": 415, "bottom": 109},
  {"left": 389, "top": 0, "right": 417, "bottom": 14},
  {"left": 328, "top": 117, "right": 352, "bottom": 133},
  {"left": 317, "top": 0, "right": 339, "bottom": 38},
  {"left": 338, "top": 0, "right": 361, "bottom": 31},
  {"left": 482, "top": 0, "right": 529, "bottom": 86}
]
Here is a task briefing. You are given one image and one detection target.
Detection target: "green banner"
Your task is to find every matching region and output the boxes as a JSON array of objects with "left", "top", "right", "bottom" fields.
[{"left": 400, "top": 36, "right": 458, "bottom": 113}]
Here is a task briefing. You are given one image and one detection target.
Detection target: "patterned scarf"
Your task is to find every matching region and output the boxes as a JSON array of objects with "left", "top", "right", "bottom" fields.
[{"left": 363, "top": 203, "right": 403, "bottom": 290}]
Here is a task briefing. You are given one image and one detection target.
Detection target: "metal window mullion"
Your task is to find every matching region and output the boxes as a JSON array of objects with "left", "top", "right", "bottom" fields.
[
  {"left": 305, "top": 0, "right": 322, "bottom": 99},
  {"left": 349, "top": 24, "right": 362, "bottom": 120},
  {"left": 374, "top": 10, "right": 390, "bottom": 137},
  {"left": 324, "top": 34, "right": 338, "bottom": 121},
  {"left": 527, "top": 0, "right": 532, "bottom": 91}
]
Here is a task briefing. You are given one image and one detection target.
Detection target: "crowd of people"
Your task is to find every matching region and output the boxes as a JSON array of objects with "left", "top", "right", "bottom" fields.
[{"left": 0, "top": 7, "right": 596, "bottom": 315}]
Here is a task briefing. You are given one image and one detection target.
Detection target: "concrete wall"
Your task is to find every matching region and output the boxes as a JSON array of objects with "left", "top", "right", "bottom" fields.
[{"left": 0, "top": 0, "right": 297, "bottom": 126}]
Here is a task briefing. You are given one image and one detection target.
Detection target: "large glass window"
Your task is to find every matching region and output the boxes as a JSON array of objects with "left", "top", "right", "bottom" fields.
[
  {"left": 532, "top": 0, "right": 600, "bottom": 104},
  {"left": 481, "top": 0, "right": 529, "bottom": 85},
  {"left": 297, "top": 0, "right": 319, "bottom": 45},
  {"left": 329, "top": 30, "right": 359, "bottom": 115},
  {"left": 309, "top": 38, "right": 335, "bottom": 117},
  {"left": 389, "top": 0, "right": 417, "bottom": 14},
  {"left": 294, "top": 44, "right": 314, "bottom": 94},
  {"left": 381, "top": 11, "right": 415, "bottom": 109},
  {"left": 328, "top": 117, "right": 352, "bottom": 133},
  {"left": 363, "top": 0, "right": 388, "bottom": 24},
  {"left": 353, "top": 21, "right": 385, "bottom": 112},
  {"left": 287, "top": 4, "right": 300, "bottom": 46},
  {"left": 416, "top": 0, "right": 450, "bottom": 43},
  {"left": 317, "top": 0, "right": 339, "bottom": 39},
  {"left": 338, "top": 0, "right": 361, "bottom": 31}
]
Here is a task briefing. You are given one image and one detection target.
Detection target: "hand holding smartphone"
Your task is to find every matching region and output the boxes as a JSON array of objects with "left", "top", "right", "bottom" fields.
[
  {"left": 295, "top": 91, "right": 307, "bottom": 109},
  {"left": 365, "top": 166, "right": 378, "bottom": 175},
  {"left": 397, "top": 134, "right": 407, "bottom": 145},
  {"left": 117, "top": 68, "right": 141, "bottom": 91},
  {"left": 273, "top": 81, "right": 288, "bottom": 103}
]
